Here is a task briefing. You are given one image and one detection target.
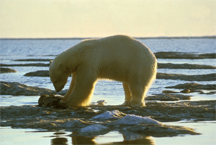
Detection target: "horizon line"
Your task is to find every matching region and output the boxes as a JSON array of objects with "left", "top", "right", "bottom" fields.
[{"left": 0, "top": 35, "right": 215, "bottom": 40}]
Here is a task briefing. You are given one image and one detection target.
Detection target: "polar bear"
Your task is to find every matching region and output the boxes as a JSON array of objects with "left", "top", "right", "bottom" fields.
[{"left": 49, "top": 35, "right": 157, "bottom": 107}]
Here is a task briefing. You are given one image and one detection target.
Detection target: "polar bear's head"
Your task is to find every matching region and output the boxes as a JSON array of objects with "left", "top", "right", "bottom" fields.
[{"left": 49, "top": 60, "right": 69, "bottom": 92}]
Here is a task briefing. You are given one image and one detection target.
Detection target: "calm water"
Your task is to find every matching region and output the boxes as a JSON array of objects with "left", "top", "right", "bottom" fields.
[{"left": 0, "top": 37, "right": 216, "bottom": 145}]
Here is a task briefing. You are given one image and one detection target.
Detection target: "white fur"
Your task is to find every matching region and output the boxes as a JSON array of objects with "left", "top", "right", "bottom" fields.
[{"left": 49, "top": 35, "right": 157, "bottom": 107}]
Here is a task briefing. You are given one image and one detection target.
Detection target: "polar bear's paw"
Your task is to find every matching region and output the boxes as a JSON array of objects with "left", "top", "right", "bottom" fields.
[
  {"left": 122, "top": 101, "right": 131, "bottom": 106},
  {"left": 57, "top": 100, "right": 68, "bottom": 109},
  {"left": 129, "top": 101, "right": 146, "bottom": 107},
  {"left": 122, "top": 100, "right": 145, "bottom": 107}
]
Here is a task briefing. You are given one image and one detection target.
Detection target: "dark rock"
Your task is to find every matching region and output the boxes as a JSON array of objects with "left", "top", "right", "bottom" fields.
[
  {"left": 0, "top": 81, "right": 55, "bottom": 96},
  {"left": 162, "top": 90, "right": 178, "bottom": 93},
  {"left": 166, "top": 83, "right": 216, "bottom": 90},
  {"left": 0, "top": 81, "right": 67, "bottom": 96},
  {"left": 146, "top": 94, "right": 191, "bottom": 101},
  {"left": 0, "top": 63, "right": 49, "bottom": 67},
  {"left": 14, "top": 59, "right": 51, "bottom": 61},
  {"left": 126, "top": 124, "right": 200, "bottom": 137},
  {"left": 199, "top": 53, "right": 216, "bottom": 58},
  {"left": 24, "top": 70, "right": 49, "bottom": 77},
  {"left": 180, "top": 89, "right": 190, "bottom": 93},
  {"left": 155, "top": 52, "right": 198, "bottom": 59},
  {"left": 0, "top": 67, "right": 17, "bottom": 73},
  {"left": 154, "top": 52, "right": 216, "bottom": 59},
  {"left": 157, "top": 73, "right": 216, "bottom": 81},
  {"left": 158, "top": 63, "right": 216, "bottom": 69}
]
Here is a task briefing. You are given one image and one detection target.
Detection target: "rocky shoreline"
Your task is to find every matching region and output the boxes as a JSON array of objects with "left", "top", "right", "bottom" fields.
[
  {"left": 1, "top": 81, "right": 215, "bottom": 138},
  {"left": 2, "top": 99, "right": 215, "bottom": 137}
]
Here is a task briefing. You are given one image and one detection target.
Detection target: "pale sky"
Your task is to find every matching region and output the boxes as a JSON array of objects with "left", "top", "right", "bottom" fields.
[{"left": 0, "top": 0, "right": 215, "bottom": 38}]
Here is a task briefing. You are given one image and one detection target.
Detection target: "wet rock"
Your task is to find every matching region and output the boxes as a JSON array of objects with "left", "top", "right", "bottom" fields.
[
  {"left": 157, "top": 73, "right": 216, "bottom": 81},
  {"left": 126, "top": 124, "right": 200, "bottom": 137},
  {"left": 158, "top": 63, "right": 216, "bottom": 69},
  {"left": 61, "top": 119, "right": 90, "bottom": 128},
  {"left": 166, "top": 83, "right": 216, "bottom": 90},
  {"left": 24, "top": 70, "right": 49, "bottom": 77},
  {"left": 23, "top": 70, "right": 71, "bottom": 77},
  {"left": 155, "top": 52, "right": 197, "bottom": 59},
  {"left": 199, "top": 53, "right": 216, "bottom": 58},
  {"left": 180, "top": 89, "right": 190, "bottom": 93},
  {"left": 146, "top": 94, "right": 191, "bottom": 101},
  {"left": 154, "top": 52, "right": 216, "bottom": 59},
  {"left": 205, "top": 91, "right": 216, "bottom": 94},
  {"left": 0, "top": 81, "right": 67, "bottom": 96},
  {"left": 162, "top": 90, "right": 177, "bottom": 93},
  {"left": 0, "top": 63, "right": 49, "bottom": 67},
  {"left": 0, "top": 81, "right": 55, "bottom": 96},
  {"left": 0, "top": 67, "right": 17, "bottom": 73},
  {"left": 14, "top": 59, "right": 51, "bottom": 61}
]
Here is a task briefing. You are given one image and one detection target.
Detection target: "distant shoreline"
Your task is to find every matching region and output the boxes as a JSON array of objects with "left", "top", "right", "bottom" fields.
[{"left": 0, "top": 36, "right": 215, "bottom": 40}]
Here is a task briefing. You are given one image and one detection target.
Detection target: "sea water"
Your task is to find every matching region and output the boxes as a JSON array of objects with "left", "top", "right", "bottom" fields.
[{"left": 0, "top": 37, "right": 215, "bottom": 145}]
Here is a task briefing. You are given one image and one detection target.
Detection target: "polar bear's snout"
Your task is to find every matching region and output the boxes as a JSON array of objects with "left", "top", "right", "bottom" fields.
[
  {"left": 54, "top": 85, "right": 64, "bottom": 92},
  {"left": 54, "top": 83, "right": 65, "bottom": 92}
]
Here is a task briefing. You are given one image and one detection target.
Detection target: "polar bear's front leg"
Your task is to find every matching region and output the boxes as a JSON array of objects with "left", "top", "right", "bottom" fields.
[
  {"left": 62, "top": 73, "right": 76, "bottom": 101},
  {"left": 65, "top": 72, "right": 97, "bottom": 107}
]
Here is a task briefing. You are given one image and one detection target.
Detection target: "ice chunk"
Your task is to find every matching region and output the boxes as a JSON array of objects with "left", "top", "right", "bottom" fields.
[
  {"left": 115, "top": 114, "right": 161, "bottom": 125},
  {"left": 91, "top": 110, "right": 125, "bottom": 120},
  {"left": 78, "top": 124, "right": 109, "bottom": 136},
  {"left": 96, "top": 100, "right": 107, "bottom": 106}
]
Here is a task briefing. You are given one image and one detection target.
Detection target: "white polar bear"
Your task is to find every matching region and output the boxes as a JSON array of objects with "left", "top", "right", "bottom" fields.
[{"left": 49, "top": 35, "right": 157, "bottom": 107}]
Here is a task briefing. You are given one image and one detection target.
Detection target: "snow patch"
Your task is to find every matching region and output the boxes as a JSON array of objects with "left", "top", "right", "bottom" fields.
[
  {"left": 115, "top": 114, "right": 161, "bottom": 125},
  {"left": 91, "top": 110, "right": 125, "bottom": 120}
]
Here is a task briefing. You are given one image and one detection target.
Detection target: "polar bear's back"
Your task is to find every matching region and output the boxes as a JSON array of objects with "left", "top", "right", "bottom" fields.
[{"left": 77, "top": 35, "right": 157, "bottom": 83}]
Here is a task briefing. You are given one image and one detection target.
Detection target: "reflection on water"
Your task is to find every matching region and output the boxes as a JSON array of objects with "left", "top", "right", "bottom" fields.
[
  {"left": 50, "top": 131, "right": 155, "bottom": 145},
  {"left": 52, "top": 137, "right": 68, "bottom": 145}
]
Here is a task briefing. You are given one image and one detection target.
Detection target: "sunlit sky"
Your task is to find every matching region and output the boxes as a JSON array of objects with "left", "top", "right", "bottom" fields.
[{"left": 0, "top": 0, "right": 215, "bottom": 38}]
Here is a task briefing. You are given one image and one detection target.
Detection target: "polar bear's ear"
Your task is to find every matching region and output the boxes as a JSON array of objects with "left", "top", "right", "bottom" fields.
[{"left": 50, "top": 60, "right": 53, "bottom": 65}]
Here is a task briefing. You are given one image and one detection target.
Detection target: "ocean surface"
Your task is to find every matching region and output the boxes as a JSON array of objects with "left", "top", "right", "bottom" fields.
[{"left": 0, "top": 37, "right": 216, "bottom": 145}]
